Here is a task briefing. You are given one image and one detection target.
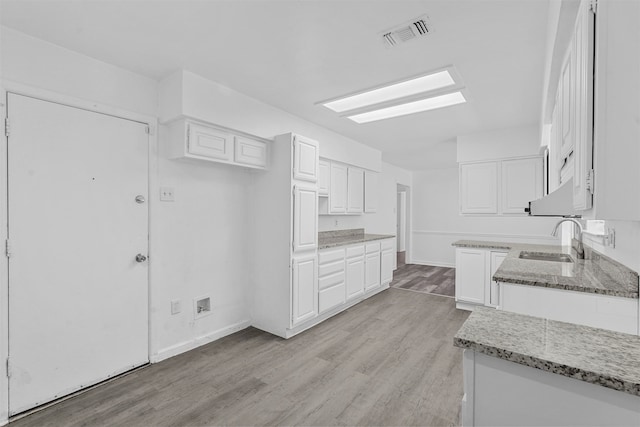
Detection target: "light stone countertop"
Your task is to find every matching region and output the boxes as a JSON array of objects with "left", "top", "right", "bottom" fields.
[
  {"left": 454, "top": 307, "right": 640, "bottom": 397},
  {"left": 452, "top": 240, "right": 639, "bottom": 299},
  {"left": 318, "top": 229, "right": 395, "bottom": 250}
]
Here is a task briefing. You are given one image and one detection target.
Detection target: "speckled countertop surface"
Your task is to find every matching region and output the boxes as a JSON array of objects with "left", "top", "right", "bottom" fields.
[
  {"left": 452, "top": 240, "right": 639, "bottom": 298},
  {"left": 318, "top": 229, "right": 394, "bottom": 250},
  {"left": 454, "top": 308, "right": 640, "bottom": 397}
]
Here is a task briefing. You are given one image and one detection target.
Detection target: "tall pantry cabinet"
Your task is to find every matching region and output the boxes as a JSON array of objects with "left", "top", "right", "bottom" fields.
[{"left": 250, "top": 133, "right": 320, "bottom": 338}]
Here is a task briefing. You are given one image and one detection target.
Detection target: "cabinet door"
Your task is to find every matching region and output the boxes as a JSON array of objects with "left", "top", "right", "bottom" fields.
[
  {"left": 187, "top": 122, "right": 233, "bottom": 161},
  {"left": 347, "top": 167, "right": 364, "bottom": 214},
  {"left": 460, "top": 163, "right": 498, "bottom": 214},
  {"left": 346, "top": 255, "right": 365, "bottom": 300},
  {"left": 365, "top": 251, "right": 381, "bottom": 291},
  {"left": 364, "top": 170, "right": 378, "bottom": 213},
  {"left": 291, "top": 254, "right": 318, "bottom": 326},
  {"left": 293, "top": 135, "right": 319, "bottom": 182},
  {"left": 455, "top": 249, "right": 486, "bottom": 305},
  {"left": 572, "top": 1, "right": 594, "bottom": 211},
  {"left": 489, "top": 251, "right": 508, "bottom": 307},
  {"left": 501, "top": 158, "right": 543, "bottom": 214},
  {"left": 234, "top": 136, "right": 267, "bottom": 169},
  {"left": 381, "top": 250, "right": 394, "bottom": 285},
  {"left": 293, "top": 186, "right": 318, "bottom": 252},
  {"left": 330, "top": 163, "right": 348, "bottom": 214},
  {"left": 318, "top": 160, "right": 330, "bottom": 196},
  {"left": 560, "top": 51, "right": 574, "bottom": 160}
]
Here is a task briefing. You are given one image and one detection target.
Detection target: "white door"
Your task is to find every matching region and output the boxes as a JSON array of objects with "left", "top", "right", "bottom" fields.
[
  {"left": 364, "top": 171, "right": 378, "bottom": 213},
  {"left": 489, "top": 252, "right": 508, "bottom": 307},
  {"left": 330, "top": 163, "right": 347, "bottom": 213},
  {"left": 7, "top": 94, "right": 149, "bottom": 415},
  {"left": 318, "top": 160, "right": 330, "bottom": 196},
  {"left": 345, "top": 255, "right": 365, "bottom": 300},
  {"left": 346, "top": 167, "right": 364, "bottom": 214},
  {"left": 364, "top": 251, "right": 381, "bottom": 291},
  {"left": 291, "top": 254, "right": 318, "bottom": 326},
  {"left": 455, "top": 249, "right": 486, "bottom": 305},
  {"left": 460, "top": 162, "right": 498, "bottom": 214},
  {"left": 292, "top": 135, "right": 318, "bottom": 182},
  {"left": 292, "top": 185, "right": 318, "bottom": 252}
]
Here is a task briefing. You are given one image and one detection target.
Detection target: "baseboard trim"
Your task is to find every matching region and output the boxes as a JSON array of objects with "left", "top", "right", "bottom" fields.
[
  {"left": 411, "top": 259, "right": 456, "bottom": 268},
  {"left": 153, "top": 319, "right": 251, "bottom": 363}
]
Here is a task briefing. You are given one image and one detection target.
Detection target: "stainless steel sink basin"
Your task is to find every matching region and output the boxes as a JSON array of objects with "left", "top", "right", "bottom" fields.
[{"left": 518, "top": 252, "right": 573, "bottom": 263}]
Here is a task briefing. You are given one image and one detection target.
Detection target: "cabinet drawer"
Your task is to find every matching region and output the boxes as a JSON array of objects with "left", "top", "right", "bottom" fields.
[
  {"left": 365, "top": 242, "right": 380, "bottom": 253},
  {"left": 381, "top": 239, "right": 395, "bottom": 251},
  {"left": 319, "top": 271, "right": 345, "bottom": 290},
  {"left": 346, "top": 245, "right": 365, "bottom": 258},
  {"left": 319, "top": 283, "right": 346, "bottom": 313},
  {"left": 319, "top": 260, "right": 345, "bottom": 278},
  {"left": 319, "top": 248, "right": 345, "bottom": 265}
]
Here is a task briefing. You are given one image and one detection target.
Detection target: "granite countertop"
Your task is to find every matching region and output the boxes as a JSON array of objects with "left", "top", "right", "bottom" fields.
[
  {"left": 454, "top": 308, "right": 640, "bottom": 397},
  {"left": 452, "top": 240, "right": 639, "bottom": 299},
  {"left": 318, "top": 229, "right": 395, "bottom": 250}
]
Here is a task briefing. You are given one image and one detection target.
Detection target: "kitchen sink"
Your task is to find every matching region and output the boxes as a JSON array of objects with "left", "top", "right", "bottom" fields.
[{"left": 518, "top": 252, "right": 573, "bottom": 263}]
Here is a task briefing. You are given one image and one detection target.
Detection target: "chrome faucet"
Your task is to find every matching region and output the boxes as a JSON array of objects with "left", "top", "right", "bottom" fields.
[{"left": 551, "top": 218, "right": 585, "bottom": 259}]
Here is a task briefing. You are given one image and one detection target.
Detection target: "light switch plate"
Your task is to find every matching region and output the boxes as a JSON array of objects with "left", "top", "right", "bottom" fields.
[
  {"left": 160, "top": 187, "right": 175, "bottom": 202},
  {"left": 171, "top": 299, "right": 181, "bottom": 315}
]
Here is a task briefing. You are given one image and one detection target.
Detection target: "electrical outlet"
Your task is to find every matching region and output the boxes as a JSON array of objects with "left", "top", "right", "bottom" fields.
[
  {"left": 171, "top": 299, "right": 181, "bottom": 315},
  {"left": 334, "top": 220, "right": 339, "bottom": 226},
  {"left": 160, "top": 187, "right": 175, "bottom": 202}
]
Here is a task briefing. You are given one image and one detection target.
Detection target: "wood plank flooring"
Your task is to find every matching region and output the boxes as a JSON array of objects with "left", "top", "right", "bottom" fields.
[
  {"left": 12, "top": 289, "right": 469, "bottom": 427},
  {"left": 391, "top": 264, "right": 456, "bottom": 297}
]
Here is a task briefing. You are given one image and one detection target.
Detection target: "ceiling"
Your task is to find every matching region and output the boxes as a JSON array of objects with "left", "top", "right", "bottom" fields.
[{"left": 0, "top": 0, "right": 550, "bottom": 170}]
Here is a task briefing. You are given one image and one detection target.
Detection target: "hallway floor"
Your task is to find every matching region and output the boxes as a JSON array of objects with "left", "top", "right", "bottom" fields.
[{"left": 391, "top": 264, "right": 456, "bottom": 298}]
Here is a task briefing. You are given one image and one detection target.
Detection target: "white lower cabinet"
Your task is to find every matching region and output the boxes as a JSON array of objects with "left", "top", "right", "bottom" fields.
[
  {"left": 317, "top": 238, "right": 393, "bottom": 318},
  {"left": 291, "top": 254, "right": 318, "bottom": 326},
  {"left": 455, "top": 248, "right": 508, "bottom": 309},
  {"left": 500, "top": 283, "right": 639, "bottom": 335},
  {"left": 345, "top": 246, "right": 365, "bottom": 300},
  {"left": 365, "top": 242, "right": 381, "bottom": 291},
  {"left": 381, "top": 239, "right": 395, "bottom": 285}
]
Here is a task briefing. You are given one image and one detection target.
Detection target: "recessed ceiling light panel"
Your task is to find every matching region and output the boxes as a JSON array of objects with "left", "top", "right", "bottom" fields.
[
  {"left": 347, "top": 91, "right": 466, "bottom": 124},
  {"left": 322, "top": 69, "right": 456, "bottom": 113}
]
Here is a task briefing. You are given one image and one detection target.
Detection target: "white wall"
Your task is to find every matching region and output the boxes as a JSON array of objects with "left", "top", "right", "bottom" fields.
[
  {"left": 583, "top": 220, "right": 640, "bottom": 273},
  {"left": 412, "top": 167, "right": 560, "bottom": 267},
  {"left": 160, "top": 70, "right": 382, "bottom": 172},
  {"left": 457, "top": 125, "right": 542, "bottom": 163}
]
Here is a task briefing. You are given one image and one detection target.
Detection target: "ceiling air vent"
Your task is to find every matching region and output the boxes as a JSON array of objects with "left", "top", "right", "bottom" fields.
[{"left": 381, "top": 15, "right": 433, "bottom": 48}]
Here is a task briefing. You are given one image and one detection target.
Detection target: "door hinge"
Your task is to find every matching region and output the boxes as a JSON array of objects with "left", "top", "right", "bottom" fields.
[
  {"left": 6, "top": 358, "right": 11, "bottom": 378},
  {"left": 145, "top": 125, "right": 151, "bottom": 135},
  {"left": 5, "top": 239, "right": 11, "bottom": 258},
  {"left": 586, "top": 169, "right": 595, "bottom": 193},
  {"left": 4, "top": 118, "right": 10, "bottom": 138},
  {"left": 589, "top": 0, "right": 597, "bottom": 13}
]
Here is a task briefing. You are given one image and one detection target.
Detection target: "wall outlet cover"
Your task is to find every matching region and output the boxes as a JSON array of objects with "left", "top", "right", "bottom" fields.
[{"left": 171, "top": 299, "right": 181, "bottom": 315}]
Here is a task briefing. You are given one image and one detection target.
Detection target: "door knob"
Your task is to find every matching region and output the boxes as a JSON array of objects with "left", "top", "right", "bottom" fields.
[{"left": 135, "top": 254, "right": 147, "bottom": 263}]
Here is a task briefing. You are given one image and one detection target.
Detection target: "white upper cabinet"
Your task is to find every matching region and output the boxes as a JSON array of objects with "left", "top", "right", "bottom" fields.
[
  {"left": 293, "top": 135, "right": 319, "bottom": 182},
  {"left": 560, "top": 51, "right": 574, "bottom": 160},
  {"left": 330, "top": 162, "right": 348, "bottom": 214},
  {"left": 364, "top": 170, "right": 378, "bottom": 213},
  {"left": 501, "top": 158, "right": 543, "bottom": 214},
  {"left": 292, "top": 185, "right": 318, "bottom": 253},
  {"left": 460, "top": 162, "right": 499, "bottom": 214},
  {"left": 318, "top": 160, "right": 330, "bottom": 196},
  {"left": 167, "top": 119, "right": 267, "bottom": 170},
  {"left": 234, "top": 135, "right": 267, "bottom": 168},
  {"left": 187, "top": 122, "right": 233, "bottom": 161},
  {"left": 347, "top": 167, "right": 364, "bottom": 214}
]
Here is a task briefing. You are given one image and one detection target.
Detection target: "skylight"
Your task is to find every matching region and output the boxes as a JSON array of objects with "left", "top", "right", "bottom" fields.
[
  {"left": 322, "top": 70, "right": 456, "bottom": 113},
  {"left": 347, "top": 91, "right": 466, "bottom": 123}
]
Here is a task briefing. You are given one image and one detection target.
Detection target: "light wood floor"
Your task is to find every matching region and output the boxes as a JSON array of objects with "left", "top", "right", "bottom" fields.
[
  {"left": 391, "top": 264, "right": 456, "bottom": 297},
  {"left": 12, "top": 289, "right": 469, "bottom": 427}
]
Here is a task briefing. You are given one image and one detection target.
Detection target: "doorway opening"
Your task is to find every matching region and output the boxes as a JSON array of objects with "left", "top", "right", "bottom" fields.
[{"left": 396, "top": 183, "right": 411, "bottom": 267}]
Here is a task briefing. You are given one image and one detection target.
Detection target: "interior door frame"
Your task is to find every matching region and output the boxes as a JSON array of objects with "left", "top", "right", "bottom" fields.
[{"left": 0, "top": 80, "right": 158, "bottom": 421}]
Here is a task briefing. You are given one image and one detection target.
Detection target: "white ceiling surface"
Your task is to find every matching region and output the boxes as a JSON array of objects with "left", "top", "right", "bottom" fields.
[{"left": 0, "top": 0, "right": 549, "bottom": 171}]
